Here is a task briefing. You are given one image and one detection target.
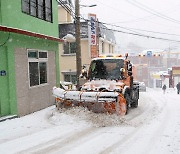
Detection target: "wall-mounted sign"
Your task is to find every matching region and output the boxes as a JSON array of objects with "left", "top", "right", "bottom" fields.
[
  {"left": 0, "top": 70, "right": 6, "bottom": 76},
  {"left": 88, "top": 13, "right": 98, "bottom": 58}
]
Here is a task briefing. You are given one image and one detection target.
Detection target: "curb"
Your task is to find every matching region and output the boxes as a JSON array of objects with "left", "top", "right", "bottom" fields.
[{"left": 0, "top": 115, "right": 18, "bottom": 122}]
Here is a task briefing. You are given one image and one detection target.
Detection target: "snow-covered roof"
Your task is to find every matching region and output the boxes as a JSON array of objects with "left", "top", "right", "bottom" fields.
[{"left": 153, "top": 71, "right": 169, "bottom": 76}]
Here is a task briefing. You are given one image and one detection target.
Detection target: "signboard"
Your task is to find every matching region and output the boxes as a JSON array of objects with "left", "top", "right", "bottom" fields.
[
  {"left": 0, "top": 70, "right": 6, "bottom": 76},
  {"left": 88, "top": 13, "right": 98, "bottom": 58},
  {"left": 172, "top": 66, "right": 180, "bottom": 76},
  {"left": 147, "top": 51, "right": 152, "bottom": 57}
]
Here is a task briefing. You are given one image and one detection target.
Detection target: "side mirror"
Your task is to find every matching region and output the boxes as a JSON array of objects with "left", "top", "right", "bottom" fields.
[
  {"left": 120, "top": 68, "right": 125, "bottom": 73},
  {"left": 127, "top": 63, "right": 132, "bottom": 76},
  {"left": 80, "top": 65, "right": 88, "bottom": 79}
]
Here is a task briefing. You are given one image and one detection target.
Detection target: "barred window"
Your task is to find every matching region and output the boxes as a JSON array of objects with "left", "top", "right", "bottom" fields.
[
  {"left": 22, "top": 0, "right": 30, "bottom": 14},
  {"left": 64, "top": 74, "right": 77, "bottom": 84},
  {"left": 22, "top": 0, "right": 52, "bottom": 22}
]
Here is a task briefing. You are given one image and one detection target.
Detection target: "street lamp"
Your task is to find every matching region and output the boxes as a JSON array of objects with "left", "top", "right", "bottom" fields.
[
  {"left": 62, "top": 34, "right": 75, "bottom": 42},
  {"left": 75, "top": 0, "right": 96, "bottom": 89}
]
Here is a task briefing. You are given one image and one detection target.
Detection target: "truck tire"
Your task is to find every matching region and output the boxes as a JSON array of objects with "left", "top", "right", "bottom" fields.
[
  {"left": 131, "top": 99, "right": 138, "bottom": 108},
  {"left": 125, "top": 103, "right": 129, "bottom": 115}
]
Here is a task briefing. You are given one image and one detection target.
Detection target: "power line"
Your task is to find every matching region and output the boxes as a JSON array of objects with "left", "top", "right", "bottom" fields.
[
  {"left": 57, "top": 0, "right": 76, "bottom": 20},
  {"left": 81, "top": 16, "right": 180, "bottom": 42},
  {"left": 86, "top": 19, "right": 180, "bottom": 43},
  {"left": 73, "top": 2, "right": 180, "bottom": 38},
  {"left": 125, "top": 0, "right": 180, "bottom": 25},
  {"left": 57, "top": 1, "right": 180, "bottom": 43},
  {"left": 94, "top": 0, "right": 180, "bottom": 25},
  {"left": 132, "top": 0, "right": 180, "bottom": 23},
  {"left": 93, "top": 0, "right": 159, "bottom": 25},
  {"left": 98, "top": 22, "right": 180, "bottom": 43},
  {"left": 101, "top": 22, "right": 180, "bottom": 37},
  {"left": 112, "top": 15, "right": 153, "bottom": 24},
  {"left": 84, "top": 17, "right": 180, "bottom": 42},
  {"left": 93, "top": 0, "right": 138, "bottom": 18}
]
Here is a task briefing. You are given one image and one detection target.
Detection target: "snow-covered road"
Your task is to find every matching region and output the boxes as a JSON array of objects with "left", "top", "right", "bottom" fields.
[{"left": 0, "top": 88, "right": 180, "bottom": 154}]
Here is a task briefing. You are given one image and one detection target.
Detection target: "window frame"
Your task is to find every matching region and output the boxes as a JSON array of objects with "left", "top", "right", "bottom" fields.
[
  {"left": 64, "top": 73, "right": 77, "bottom": 84},
  {"left": 109, "top": 44, "right": 111, "bottom": 53},
  {"left": 63, "top": 42, "right": 76, "bottom": 55},
  {"left": 102, "top": 41, "right": 104, "bottom": 53},
  {"left": 28, "top": 49, "right": 49, "bottom": 88},
  {"left": 21, "top": 0, "right": 53, "bottom": 23}
]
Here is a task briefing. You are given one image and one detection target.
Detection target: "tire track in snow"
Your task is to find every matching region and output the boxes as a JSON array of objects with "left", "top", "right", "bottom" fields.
[
  {"left": 35, "top": 91, "right": 163, "bottom": 154},
  {"left": 117, "top": 94, "right": 171, "bottom": 154},
  {"left": 99, "top": 91, "right": 168, "bottom": 154},
  {"left": 123, "top": 91, "right": 157, "bottom": 123},
  {"left": 18, "top": 90, "right": 169, "bottom": 154},
  {"left": 99, "top": 126, "right": 144, "bottom": 154},
  {"left": 18, "top": 126, "right": 99, "bottom": 154},
  {"left": 52, "top": 93, "right": 160, "bottom": 154},
  {"left": 147, "top": 92, "right": 180, "bottom": 154},
  {"left": 0, "top": 111, "right": 54, "bottom": 145},
  {"left": 32, "top": 126, "right": 129, "bottom": 154}
]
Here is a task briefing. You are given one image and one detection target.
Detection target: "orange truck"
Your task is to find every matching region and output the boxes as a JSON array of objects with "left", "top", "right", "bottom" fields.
[{"left": 53, "top": 54, "right": 139, "bottom": 115}]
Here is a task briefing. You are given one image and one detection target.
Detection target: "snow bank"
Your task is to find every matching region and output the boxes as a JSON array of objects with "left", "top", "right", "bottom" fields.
[{"left": 50, "top": 107, "right": 128, "bottom": 127}]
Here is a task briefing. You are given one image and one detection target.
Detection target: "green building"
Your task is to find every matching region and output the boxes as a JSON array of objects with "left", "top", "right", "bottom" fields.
[{"left": 0, "top": 0, "right": 62, "bottom": 117}]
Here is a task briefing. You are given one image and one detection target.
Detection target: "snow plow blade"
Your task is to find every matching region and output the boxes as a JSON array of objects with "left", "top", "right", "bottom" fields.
[{"left": 52, "top": 87, "right": 127, "bottom": 116}]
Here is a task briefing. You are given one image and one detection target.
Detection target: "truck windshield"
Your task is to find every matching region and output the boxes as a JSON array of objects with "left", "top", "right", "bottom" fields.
[{"left": 88, "top": 59, "right": 124, "bottom": 80}]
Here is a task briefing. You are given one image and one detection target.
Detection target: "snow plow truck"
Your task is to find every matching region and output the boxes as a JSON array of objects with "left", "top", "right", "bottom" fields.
[{"left": 53, "top": 54, "right": 139, "bottom": 116}]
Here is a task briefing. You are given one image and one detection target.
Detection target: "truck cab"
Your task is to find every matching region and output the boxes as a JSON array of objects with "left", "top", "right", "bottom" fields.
[{"left": 81, "top": 54, "right": 139, "bottom": 111}]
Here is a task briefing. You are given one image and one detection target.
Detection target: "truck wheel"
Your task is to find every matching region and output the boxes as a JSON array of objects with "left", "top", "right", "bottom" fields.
[{"left": 131, "top": 100, "right": 138, "bottom": 108}]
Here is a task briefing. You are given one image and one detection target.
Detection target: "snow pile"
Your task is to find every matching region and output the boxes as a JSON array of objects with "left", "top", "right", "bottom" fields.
[{"left": 49, "top": 107, "right": 129, "bottom": 127}]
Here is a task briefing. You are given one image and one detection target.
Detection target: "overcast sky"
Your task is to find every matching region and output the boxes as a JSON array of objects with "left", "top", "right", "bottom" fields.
[{"left": 77, "top": 0, "right": 180, "bottom": 53}]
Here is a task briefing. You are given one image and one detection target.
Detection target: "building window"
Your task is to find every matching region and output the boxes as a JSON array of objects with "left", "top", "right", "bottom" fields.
[
  {"left": 22, "top": 0, "right": 30, "bottom": 14},
  {"left": 102, "top": 41, "right": 104, "bottom": 53},
  {"left": 63, "top": 42, "right": 76, "bottom": 54},
  {"left": 22, "top": 0, "right": 52, "bottom": 22},
  {"left": 64, "top": 74, "right": 77, "bottom": 84},
  {"left": 28, "top": 50, "right": 48, "bottom": 87}
]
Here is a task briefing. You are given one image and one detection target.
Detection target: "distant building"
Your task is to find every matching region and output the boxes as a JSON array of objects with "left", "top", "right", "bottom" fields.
[
  {"left": 0, "top": 0, "right": 62, "bottom": 116},
  {"left": 129, "top": 49, "right": 180, "bottom": 88},
  {"left": 129, "top": 50, "right": 163, "bottom": 87},
  {"left": 172, "top": 66, "right": 180, "bottom": 87},
  {"left": 162, "top": 51, "right": 180, "bottom": 68},
  {"left": 152, "top": 71, "right": 170, "bottom": 88}
]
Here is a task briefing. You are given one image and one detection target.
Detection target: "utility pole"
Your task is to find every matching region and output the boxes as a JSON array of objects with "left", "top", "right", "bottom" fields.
[{"left": 75, "top": 0, "right": 82, "bottom": 89}]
